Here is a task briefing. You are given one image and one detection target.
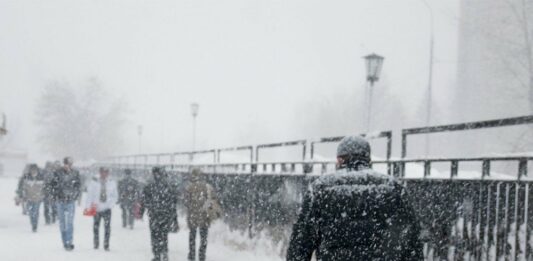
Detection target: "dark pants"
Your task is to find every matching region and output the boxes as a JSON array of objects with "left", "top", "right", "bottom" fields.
[
  {"left": 93, "top": 209, "right": 111, "bottom": 249},
  {"left": 27, "top": 201, "right": 41, "bottom": 231},
  {"left": 170, "top": 210, "right": 179, "bottom": 233},
  {"left": 44, "top": 199, "right": 57, "bottom": 224},
  {"left": 149, "top": 213, "right": 171, "bottom": 260},
  {"left": 121, "top": 204, "right": 134, "bottom": 228},
  {"left": 188, "top": 226, "right": 209, "bottom": 261}
]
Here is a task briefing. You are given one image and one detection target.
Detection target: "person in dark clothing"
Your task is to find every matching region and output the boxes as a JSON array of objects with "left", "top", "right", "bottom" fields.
[
  {"left": 287, "top": 136, "right": 422, "bottom": 261},
  {"left": 168, "top": 173, "right": 180, "bottom": 234},
  {"left": 141, "top": 167, "right": 179, "bottom": 261},
  {"left": 43, "top": 161, "right": 57, "bottom": 224},
  {"left": 118, "top": 169, "right": 140, "bottom": 229},
  {"left": 49, "top": 157, "right": 82, "bottom": 251}
]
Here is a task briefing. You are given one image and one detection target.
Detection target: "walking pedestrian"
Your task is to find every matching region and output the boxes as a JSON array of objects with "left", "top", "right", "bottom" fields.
[
  {"left": 16, "top": 165, "right": 32, "bottom": 215},
  {"left": 184, "top": 168, "right": 221, "bottom": 261},
  {"left": 21, "top": 164, "right": 45, "bottom": 232},
  {"left": 118, "top": 169, "right": 140, "bottom": 229},
  {"left": 85, "top": 167, "right": 118, "bottom": 251},
  {"left": 43, "top": 161, "right": 57, "bottom": 224},
  {"left": 141, "top": 167, "right": 179, "bottom": 261},
  {"left": 287, "top": 136, "right": 422, "bottom": 260},
  {"left": 49, "top": 157, "right": 81, "bottom": 251}
]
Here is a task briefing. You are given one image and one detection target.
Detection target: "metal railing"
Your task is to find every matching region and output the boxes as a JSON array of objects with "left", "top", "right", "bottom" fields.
[
  {"left": 401, "top": 115, "right": 533, "bottom": 158},
  {"left": 99, "top": 115, "right": 533, "bottom": 260}
]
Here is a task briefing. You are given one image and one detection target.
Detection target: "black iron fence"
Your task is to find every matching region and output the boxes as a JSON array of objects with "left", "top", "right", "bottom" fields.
[{"left": 99, "top": 115, "right": 533, "bottom": 260}]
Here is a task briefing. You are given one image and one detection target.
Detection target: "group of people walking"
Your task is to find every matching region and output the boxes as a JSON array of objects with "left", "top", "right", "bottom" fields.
[
  {"left": 16, "top": 157, "right": 82, "bottom": 249},
  {"left": 15, "top": 158, "right": 220, "bottom": 261},
  {"left": 141, "top": 166, "right": 220, "bottom": 261},
  {"left": 15, "top": 161, "right": 60, "bottom": 230},
  {"left": 14, "top": 136, "right": 423, "bottom": 260}
]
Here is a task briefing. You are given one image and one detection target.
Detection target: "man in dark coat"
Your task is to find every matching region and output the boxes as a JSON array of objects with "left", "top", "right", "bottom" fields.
[
  {"left": 118, "top": 169, "right": 140, "bottom": 229},
  {"left": 42, "top": 161, "right": 57, "bottom": 224},
  {"left": 49, "top": 157, "right": 82, "bottom": 251},
  {"left": 141, "top": 167, "right": 179, "bottom": 261},
  {"left": 287, "top": 136, "right": 422, "bottom": 261}
]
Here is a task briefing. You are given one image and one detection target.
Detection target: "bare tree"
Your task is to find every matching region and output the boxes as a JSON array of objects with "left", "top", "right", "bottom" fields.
[
  {"left": 35, "top": 78, "right": 127, "bottom": 161},
  {"left": 500, "top": 0, "right": 533, "bottom": 113},
  {"left": 454, "top": 0, "right": 533, "bottom": 156}
]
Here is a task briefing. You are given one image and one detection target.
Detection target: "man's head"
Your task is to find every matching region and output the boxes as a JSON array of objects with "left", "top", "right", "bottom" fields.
[
  {"left": 190, "top": 168, "right": 202, "bottom": 182},
  {"left": 152, "top": 166, "right": 166, "bottom": 180},
  {"left": 44, "top": 161, "right": 53, "bottom": 170},
  {"left": 336, "top": 136, "right": 371, "bottom": 171},
  {"left": 29, "top": 164, "right": 39, "bottom": 177},
  {"left": 99, "top": 167, "right": 110, "bottom": 180},
  {"left": 124, "top": 169, "right": 132, "bottom": 177},
  {"left": 63, "top": 157, "right": 73, "bottom": 168},
  {"left": 53, "top": 161, "right": 61, "bottom": 169}
]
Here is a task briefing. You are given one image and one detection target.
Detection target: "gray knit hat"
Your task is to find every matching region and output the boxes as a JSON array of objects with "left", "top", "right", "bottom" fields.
[{"left": 337, "top": 136, "right": 371, "bottom": 161}]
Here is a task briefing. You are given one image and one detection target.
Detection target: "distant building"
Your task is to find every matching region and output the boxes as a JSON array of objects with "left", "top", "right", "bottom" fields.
[
  {"left": 452, "top": 0, "right": 532, "bottom": 156},
  {"left": 455, "top": 0, "right": 532, "bottom": 121}
]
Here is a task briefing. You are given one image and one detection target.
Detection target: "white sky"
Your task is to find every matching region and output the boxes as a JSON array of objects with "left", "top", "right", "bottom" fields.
[{"left": 0, "top": 0, "right": 460, "bottom": 161}]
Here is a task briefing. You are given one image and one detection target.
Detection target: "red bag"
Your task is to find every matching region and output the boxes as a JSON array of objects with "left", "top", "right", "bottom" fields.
[
  {"left": 83, "top": 204, "right": 97, "bottom": 217},
  {"left": 133, "top": 202, "right": 142, "bottom": 219}
]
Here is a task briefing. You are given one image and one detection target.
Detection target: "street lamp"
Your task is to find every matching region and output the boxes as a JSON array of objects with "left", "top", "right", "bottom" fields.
[
  {"left": 0, "top": 113, "right": 7, "bottom": 137},
  {"left": 363, "top": 53, "right": 384, "bottom": 132},
  {"left": 0, "top": 113, "right": 7, "bottom": 138},
  {"left": 0, "top": 113, "right": 5, "bottom": 176},
  {"left": 137, "top": 125, "right": 143, "bottom": 154},
  {"left": 421, "top": 0, "right": 435, "bottom": 156},
  {"left": 190, "top": 103, "right": 199, "bottom": 161}
]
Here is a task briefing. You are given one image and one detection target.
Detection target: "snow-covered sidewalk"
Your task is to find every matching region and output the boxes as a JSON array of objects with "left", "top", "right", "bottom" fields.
[{"left": 0, "top": 177, "right": 283, "bottom": 261}]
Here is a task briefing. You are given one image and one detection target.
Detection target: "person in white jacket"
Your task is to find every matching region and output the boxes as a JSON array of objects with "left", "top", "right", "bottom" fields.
[{"left": 85, "top": 167, "right": 118, "bottom": 251}]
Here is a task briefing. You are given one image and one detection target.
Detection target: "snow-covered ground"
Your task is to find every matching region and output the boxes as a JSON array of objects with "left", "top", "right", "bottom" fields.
[{"left": 0, "top": 176, "right": 283, "bottom": 261}]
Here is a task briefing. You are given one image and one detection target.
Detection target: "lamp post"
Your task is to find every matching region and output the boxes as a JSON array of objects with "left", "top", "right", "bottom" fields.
[
  {"left": 421, "top": 0, "right": 434, "bottom": 156},
  {"left": 0, "top": 113, "right": 5, "bottom": 176},
  {"left": 421, "top": 0, "right": 434, "bottom": 127},
  {"left": 363, "top": 53, "right": 384, "bottom": 132},
  {"left": 137, "top": 125, "right": 143, "bottom": 155},
  {"left": 190, "top": 103, "right": 199, "bottom": 161},
  {"left": 0, "top": 113, "right": 7, "bottom": 137}
]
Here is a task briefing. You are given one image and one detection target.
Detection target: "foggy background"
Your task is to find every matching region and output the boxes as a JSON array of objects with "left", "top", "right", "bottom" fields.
[{"left": 0, "top": 0, "right": 530, "bottom": 167}]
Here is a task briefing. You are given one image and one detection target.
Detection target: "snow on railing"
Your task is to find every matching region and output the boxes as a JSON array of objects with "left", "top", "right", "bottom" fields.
[{"left": 96, "top": 115, "right": 533, "bottom": 261}]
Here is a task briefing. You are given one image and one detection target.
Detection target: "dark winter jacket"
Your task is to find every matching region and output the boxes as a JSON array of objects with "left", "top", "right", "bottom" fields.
[
  {"left": 49, "top": 167, "right": 82, "bottom": 202},
  {"left": 42, "top": 168, "right": 56, "bottom": 200},
  {"left": 287, "top": 169, "right": 422, "bottom": 261},
  {"left": 141, "top": 176, "right": 178, "bottom": 219},
  {"left": 16, "top": 173, "right": 30, "bottom": 199},
  {"left": 118, "top": 177, "right": 140, "bottom": 206}
]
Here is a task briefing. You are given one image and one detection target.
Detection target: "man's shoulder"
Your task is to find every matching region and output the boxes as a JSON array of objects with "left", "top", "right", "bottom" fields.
[
  {"left": 128, "top": 178, "right": 139, "bottom": 185},
  {"left": 143, "top": 181, "right": 156, "bottom": 191},
  {"left": 311, "top": 168, "right": 400, "bottom": 191}
]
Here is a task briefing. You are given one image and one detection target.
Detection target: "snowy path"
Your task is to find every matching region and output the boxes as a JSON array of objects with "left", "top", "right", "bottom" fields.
[{"left": 0, "top": 177, "right": 283, "bottom": 261}]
